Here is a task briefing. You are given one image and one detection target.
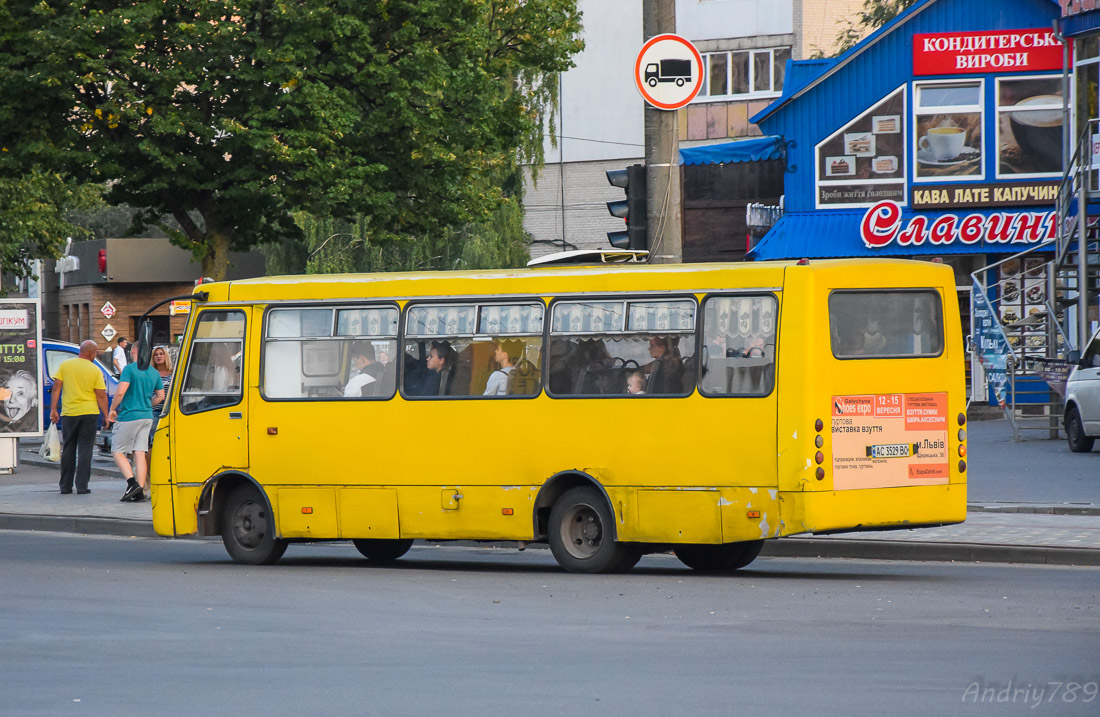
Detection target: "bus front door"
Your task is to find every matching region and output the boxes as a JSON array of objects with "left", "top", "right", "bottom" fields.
[{"left": 169, "top": 308, "right": 251, "bottom": 534}]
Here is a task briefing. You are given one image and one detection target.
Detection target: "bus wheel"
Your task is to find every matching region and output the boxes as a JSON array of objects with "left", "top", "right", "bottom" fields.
[
  {"left": 1066, "top": 407, "right": 1095, "bottom": 453},
  {"left": 352, "top": 538, "right": 414, "bottom": 563},
  {"left": 549, "top": 486, "right": 634, "bottom": 573},
  {"left": 221, "top": 485, "right": 288, "bottom": 565},
  {"left": 674, "top": 540, "right": 764, "bottom": 572}
]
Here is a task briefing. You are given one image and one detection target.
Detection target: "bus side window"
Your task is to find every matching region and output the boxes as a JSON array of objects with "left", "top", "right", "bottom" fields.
[
  {"left": 699, "top": 295, "right": 776, "bottom": 397},
  {"left": 180, "top": 310, "right": 246, "bottom": 414}
]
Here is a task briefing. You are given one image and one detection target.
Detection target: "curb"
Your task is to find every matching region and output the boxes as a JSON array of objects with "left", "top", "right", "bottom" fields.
[{"left": 2, "top": 512, "right": 1098, "bottom": 566}]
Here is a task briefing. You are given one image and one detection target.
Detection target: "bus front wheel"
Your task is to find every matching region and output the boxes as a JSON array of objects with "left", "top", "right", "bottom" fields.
[
  {"left": 674, "top": 540, "right": 764, "bottom": 572},
  {"left": 352, "top": 538, "right": 414, "bottom": 563},
  {"left": 221, "top": 485, "right": 288, "bottom": 565},
  {"left": 549, "top": 486, "right": 637, "bottom": 574}
]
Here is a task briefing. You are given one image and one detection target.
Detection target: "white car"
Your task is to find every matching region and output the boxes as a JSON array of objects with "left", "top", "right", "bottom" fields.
[{"left": 1064, "top": 328, "right": 1100, "bottom": 453}]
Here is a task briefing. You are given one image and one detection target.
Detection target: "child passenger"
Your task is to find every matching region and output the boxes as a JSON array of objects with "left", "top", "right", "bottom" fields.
[{"left": 626, "top": 370, "right": 647, "bottom": 395}]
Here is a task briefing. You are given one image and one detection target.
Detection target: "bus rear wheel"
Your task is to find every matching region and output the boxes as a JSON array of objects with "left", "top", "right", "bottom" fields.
[
  {"left": 221, "top": 485, "right": 287, "bottom": 565},
  {"left": 352, "top": 538, "right": 414, "bottom": 563},
  {"left": 674, "top": 540, "right": 764, "bottom": 572},
  {"left": 549, "top": 486, "right": 636, "bottom": 574}
]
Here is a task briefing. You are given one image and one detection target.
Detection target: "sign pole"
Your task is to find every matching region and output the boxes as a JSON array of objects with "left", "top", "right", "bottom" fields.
[{"left": 643, "top": 0, "right": 682, "bottom": 264}]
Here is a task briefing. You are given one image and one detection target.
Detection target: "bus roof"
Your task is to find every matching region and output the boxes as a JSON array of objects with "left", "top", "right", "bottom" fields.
[{"left": 194, "top": 258, "right": 949, "bottom": 303}]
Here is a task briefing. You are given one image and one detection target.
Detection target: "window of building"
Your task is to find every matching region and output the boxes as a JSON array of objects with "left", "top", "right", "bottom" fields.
[
  {"left": 702, "top": 47, "right": 790, "bottom": 100},
  {"left": 547, "top": 298, "right": 696, "bottom": 397},
  {"left": 402, "top": 302, "right": 544, "bottom": 398},
  {"left": 180, "top": 310, "right": 246, "bottom": 414},
  {"left": 262, "top": 305, "right": 399, "bottom": 400},
  {"left": 829, "top": 291, "right": 944, "bottom": 359},
  {"left": 914, "top": 80, "right": 984, "bottom": 181},
  {"left": 699, "top": 295, "right": 777, "bottom": 397}
]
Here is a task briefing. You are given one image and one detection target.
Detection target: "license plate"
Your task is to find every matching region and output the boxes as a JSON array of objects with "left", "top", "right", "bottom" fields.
[{"left": 870, "top": 443, "right": 911, "bottom": 458}]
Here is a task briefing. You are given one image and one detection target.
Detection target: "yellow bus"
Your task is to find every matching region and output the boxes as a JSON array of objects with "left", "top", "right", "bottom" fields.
[{"left": 148, "top": 258, "right": 967, "bottom": 572}]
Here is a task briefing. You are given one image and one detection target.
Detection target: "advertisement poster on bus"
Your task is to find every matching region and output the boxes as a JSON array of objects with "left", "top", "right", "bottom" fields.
[
  {"left": 971, "top": 279, "right": 1010, "bottom": 408},
  {"left": 830, "top": 392, "right": 950, "bottom": 490},
  {"left": 0, "top": 300, "right": 43, "bottom": 437}
]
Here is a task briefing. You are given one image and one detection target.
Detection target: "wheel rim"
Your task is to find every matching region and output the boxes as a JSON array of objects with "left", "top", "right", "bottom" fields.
[
  {"left": 560, "top": 503, "right": 603, "bottom": 560},
  {"left": 231, "top": 500, "right": 266, "bottom": 550}
]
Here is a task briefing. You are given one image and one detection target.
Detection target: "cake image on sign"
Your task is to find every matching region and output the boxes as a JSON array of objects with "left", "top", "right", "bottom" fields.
[
  {"left": 825, "top": 156, "right": 855, "bottom": 177},
  {"left": 872, "top": 115, "right": 900, "bottom": 134},
  {"left": 872, "top": 156, "right": 898, "bottom": 174},
  {"left": 844, "top": 132, "right": 875, "bottom": 157}
]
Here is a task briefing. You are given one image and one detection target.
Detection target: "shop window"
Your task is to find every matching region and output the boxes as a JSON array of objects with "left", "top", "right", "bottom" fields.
[
  {"left": 996, "top": 77, "right": 1064, "bottom": 178},
  {"left": 914, "top": 80, "right": 983, "bottom": 182},
  {"left": 702, "top": 47, "right": 789, "bottom": 100}
]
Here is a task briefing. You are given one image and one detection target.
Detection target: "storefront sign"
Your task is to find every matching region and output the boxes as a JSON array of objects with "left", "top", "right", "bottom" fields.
[
  {"left": 860, "top": 200, "right": 1056, "bottom": 248},
  {"left": 0, "top": 300, "right": 42, "bottom": 437},
  {"left": 911, "top": 181, "right": 1058, "bottom": 209},
  {"left": 816, "top": 86, "right": 907, "bottom": 208},
  {"left": 913, "top": 29, "right": 1064, "bottom": 75}
]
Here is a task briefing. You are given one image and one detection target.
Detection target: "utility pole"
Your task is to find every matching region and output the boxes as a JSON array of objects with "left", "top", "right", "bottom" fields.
[{"left": 643, "top": 0, "right": 682, "bottom": 263}]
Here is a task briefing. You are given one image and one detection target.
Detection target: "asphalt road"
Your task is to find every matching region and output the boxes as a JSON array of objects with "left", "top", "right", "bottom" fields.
[{"left": 2, "top": 532, "right": 1096, "bottom": 716}]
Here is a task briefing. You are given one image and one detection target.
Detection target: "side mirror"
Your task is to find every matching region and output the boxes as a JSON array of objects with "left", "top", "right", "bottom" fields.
[
  {"left": 136, "top": 319, "right": 155, "bottom": 370},
  {"left": 1066, "top": 350, "right": 1081, "bottom": 365}
]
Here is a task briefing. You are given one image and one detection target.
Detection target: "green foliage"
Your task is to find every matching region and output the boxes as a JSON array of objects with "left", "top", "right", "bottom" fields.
[
  {"left": 0, "top": 170, "right": 101, "bottom": 278},
  {"left": 274, "top": 165, "right": 531, "bottom": 274},
  {"left": 0, "top": 1, "right": 583, "bottom": 279},
  {"left": 831, "top": 0, "right": 919, "bottom": 56}
]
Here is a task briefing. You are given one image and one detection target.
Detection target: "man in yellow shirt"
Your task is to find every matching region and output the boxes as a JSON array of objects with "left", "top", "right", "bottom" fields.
[{"left": 49, "top": 340, "right": 109, "bottom": 495}]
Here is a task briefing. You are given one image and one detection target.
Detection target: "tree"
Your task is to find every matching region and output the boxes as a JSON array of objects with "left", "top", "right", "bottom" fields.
[
  {"left": 833, "top": 0, "right": 919, "bottom": 55},
  {"left": 0, "top": 170, "right": 101, "bottom": 280},
  {"left": 0, "top": 1, "right": 583, "bottom": 280}
]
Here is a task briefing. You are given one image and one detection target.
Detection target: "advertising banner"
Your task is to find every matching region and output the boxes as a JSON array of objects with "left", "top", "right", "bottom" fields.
[
  {"left": 913, "top": 29, "right": 1065, "bottom": 75},
  {"left": 971, "top": 279, "right": 1011, "bottom": 408},
  {"left": 830, "top": 392, "right": 950, "bottom": 490},
  {"left": 0, "top": 300, "right": 43, "bottom": 436}
]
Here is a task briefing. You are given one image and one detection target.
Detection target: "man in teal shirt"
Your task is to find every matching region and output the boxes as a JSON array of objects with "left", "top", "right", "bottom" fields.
[{"left": 109, "top": 343, "right": 165, "bottom": 502}]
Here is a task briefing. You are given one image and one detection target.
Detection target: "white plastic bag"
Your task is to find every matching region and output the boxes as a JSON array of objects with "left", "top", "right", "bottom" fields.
[{"left": 40, "top": 423, "right": 61, "bottom": 463}]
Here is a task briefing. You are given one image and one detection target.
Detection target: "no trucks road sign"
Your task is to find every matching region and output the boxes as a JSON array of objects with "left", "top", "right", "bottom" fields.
[{"left": 634, "top": 34, "right": 703, "bottom": 110}]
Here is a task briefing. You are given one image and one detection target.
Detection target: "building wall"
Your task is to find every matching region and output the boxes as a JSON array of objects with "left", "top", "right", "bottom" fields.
[
  {"left": 58, "top": 283, "right": 194, "bottom": 357},
  {"left": 525, "top": 159, "right": 646, "bottom": 259},
  {"left": 677, "top": 0, "right": 794, "bottom": 42},
  {"left": 795, "top": 0, "right": 868, "bottom": 59}
]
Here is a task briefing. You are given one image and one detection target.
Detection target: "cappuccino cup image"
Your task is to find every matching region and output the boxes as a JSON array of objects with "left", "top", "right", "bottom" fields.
[
  {"left": 1008, "top": 94, "right": 1062, "bottom": 163},
  {"left": 919, "top": 126, "right": 967, "bottom": 162}
]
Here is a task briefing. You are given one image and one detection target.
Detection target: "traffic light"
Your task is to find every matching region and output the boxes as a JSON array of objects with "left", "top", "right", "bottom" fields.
[{"left": 606, "top": 163, "right": 647, "bottom": 250}]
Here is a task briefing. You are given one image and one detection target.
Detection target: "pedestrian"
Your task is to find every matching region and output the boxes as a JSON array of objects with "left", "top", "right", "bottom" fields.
[
  {"left": 109, "top": 342, "right": 165, "bottom": 502},
  {"left": 151, "top": 345, "right": 173, "bottom": 393},
  {"left": 112, "top": 336, "right": 129, "bottom": 377},
  {"left": 49, "top": 340, "right": 109, "bottom": 495}
]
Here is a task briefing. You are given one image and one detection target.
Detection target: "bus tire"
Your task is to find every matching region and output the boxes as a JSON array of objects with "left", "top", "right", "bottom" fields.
[
  {"left": 673, "top": 540, "right": 764, "bottom": 572},
  {"left": 221, "top": 485, "right": 287, "bottom": 565},
  {"left": 1065, "top": 406, "right": 1095, "bottom": 453},
  {"left": 352, "top": 538, "right": 414, "bottom": 563},
  {"left": 549, "top": 486, "right": 634, "bottom": 574}
]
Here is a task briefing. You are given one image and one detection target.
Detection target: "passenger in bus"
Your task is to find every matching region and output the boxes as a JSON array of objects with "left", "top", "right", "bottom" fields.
[
  {"left": 644, "top": 336, "right": 682, "bottom": 394},
  {"left": 344, "top": 341, "right": 383, "bottom": 397},
  {"left": 625, "top": 370, "right": 647, "bottom": 395},
  {"left": 406, "top": 340, "right": 456, "bottom": 396},
  {"left": 862, "top": 318, "right": 888, "bottom": 354},
  {"left": 483, "top": 341, "right": 517, "bottom": 396}
]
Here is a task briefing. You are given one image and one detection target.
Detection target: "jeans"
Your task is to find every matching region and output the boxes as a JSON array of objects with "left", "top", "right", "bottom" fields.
[{"left": 60, "top": 414, "right": 99, "bottom": 492}]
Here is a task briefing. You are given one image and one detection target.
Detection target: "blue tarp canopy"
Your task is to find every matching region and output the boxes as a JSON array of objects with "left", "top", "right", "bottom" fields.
[{"left": 679, "top": 136, "right": 783, "bottom": 166}]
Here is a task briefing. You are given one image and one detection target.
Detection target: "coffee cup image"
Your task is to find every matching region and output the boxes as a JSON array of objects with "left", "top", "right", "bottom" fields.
[
  {"left": 919, "top": 126, "right": 967, "bottom": 162},
  {"left": 1008, "top": 95, "right": 1062, "bottom": 162}
]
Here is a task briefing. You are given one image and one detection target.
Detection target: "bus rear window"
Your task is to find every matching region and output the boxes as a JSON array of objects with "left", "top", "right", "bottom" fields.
[{"left": 830, "top": 290, "right": 944, "bottom": 359}]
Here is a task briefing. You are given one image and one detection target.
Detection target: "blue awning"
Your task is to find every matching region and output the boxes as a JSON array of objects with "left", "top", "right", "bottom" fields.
[
  {"left": 748, "top": 208, "right": 1059, "bottom": 260},
  {"left": 679, "top": 136, "right": 784, "bottom": 166}
]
